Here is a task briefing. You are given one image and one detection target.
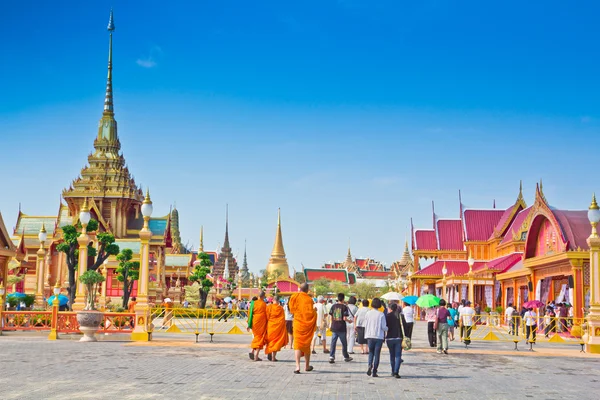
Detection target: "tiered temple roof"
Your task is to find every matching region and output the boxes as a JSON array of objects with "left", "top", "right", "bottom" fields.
[{"left": 212, "top": 206, "right": 238, "bottom": 278}]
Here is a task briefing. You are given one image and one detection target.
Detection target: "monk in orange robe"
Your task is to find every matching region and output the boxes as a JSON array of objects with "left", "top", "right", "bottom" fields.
[
  {"left": 289, "top": 283, "right": 317, "bottom": 374},
  {"left": 265, "top": 297, "right": 288, "bottom": 361},
  {"left": 247, "top": 291, "right": 267, "bottom": 361}
]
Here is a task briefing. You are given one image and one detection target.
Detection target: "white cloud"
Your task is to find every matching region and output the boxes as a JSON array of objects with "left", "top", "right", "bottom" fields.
[
  {"left": 136, "top": 58, "right": 156, "bottom": 68},
  {"left": 136, "top": 46, "right": 163, "bottom": 69}
]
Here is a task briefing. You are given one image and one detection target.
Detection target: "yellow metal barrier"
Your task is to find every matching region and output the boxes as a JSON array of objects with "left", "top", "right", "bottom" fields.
[
  {"left": 148, "top": 307, "right": 250, "bottom": 341},
  {"left": 454, "top": 313, "right": 588, "bottom": 352}
]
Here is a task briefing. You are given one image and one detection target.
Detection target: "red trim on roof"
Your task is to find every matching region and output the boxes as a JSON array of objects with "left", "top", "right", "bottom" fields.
[
  {"left": 437, "top": 219, "right": 463, "bottom": 250},
  {"left": 484, "top": 253, "right": 523, "bottom": 273},
  {"left": 413, "top": 260, "right": 485, "bottom": 277},
  {"left": 305, "top": 269, "right": 348, "bottom": 283},
  {"left": 415, "top": 230, "right": 437, "bottom": 250},
  {"left": 500, "top": 207, "right": 532, "bottom": 245},
  {"left": 464, "top": 210, "right": 505, "bottom": 241}
]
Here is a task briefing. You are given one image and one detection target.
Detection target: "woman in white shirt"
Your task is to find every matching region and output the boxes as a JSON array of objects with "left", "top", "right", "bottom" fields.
[
  {"left": 346, "top": 296, "right": 359, "bottom": 354},
  {"left": 524, "top": 308, "right": 538, "bottom": 343},
  {"left": 402, "top": 302, "right": 414, "bottom": 339},
  {"left": 363, "top": 298, "right": 388, "bottom": 377}
]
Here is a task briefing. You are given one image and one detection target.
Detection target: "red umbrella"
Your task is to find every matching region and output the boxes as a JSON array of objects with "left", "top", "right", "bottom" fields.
[{"left": 523, "top": 300, "right": 545, "bottom": 308}]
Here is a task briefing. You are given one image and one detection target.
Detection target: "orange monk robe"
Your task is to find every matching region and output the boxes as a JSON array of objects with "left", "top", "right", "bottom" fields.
[
  {"left": 248, "top": 299, "right": 267, "bottom": 349},
  {"left": 289, "top": 292, "right": 317, "bottom": 354},
  {"left": 265, "top": 303, "right": 288, "bottom": 355}
]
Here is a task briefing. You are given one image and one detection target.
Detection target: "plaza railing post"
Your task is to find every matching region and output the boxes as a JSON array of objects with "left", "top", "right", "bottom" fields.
[
  {"left": 0, "top": 283, "right": 5, "bottom": 336},
  {"left": 48, "top": 283, "right": 61, "bottom": 340}
]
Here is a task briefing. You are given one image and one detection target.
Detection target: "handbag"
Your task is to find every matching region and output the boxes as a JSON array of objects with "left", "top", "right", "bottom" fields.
[{"left": 398, "top": 313, "right": 412, "bottom": 351}]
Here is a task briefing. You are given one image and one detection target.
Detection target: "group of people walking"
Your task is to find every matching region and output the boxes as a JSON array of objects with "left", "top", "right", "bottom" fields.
[
  {"left": 425, "top": 299, "right": 476, "bottom": 352},
  {"left": 246, "top": 286, "right": 414, "bottom": 378}
]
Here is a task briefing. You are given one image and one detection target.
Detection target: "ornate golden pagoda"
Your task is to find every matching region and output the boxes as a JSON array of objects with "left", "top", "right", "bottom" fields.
[
  {"left": 62, "top": 9, "right": 143, "bottom": 238},
  {"left": 266, "top": 209, "right": 290, "bottom": 278}
]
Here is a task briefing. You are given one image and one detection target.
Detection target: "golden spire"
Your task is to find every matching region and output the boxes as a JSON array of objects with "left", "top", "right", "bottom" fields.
[
  {"left": 199, "top": 225, "right": 204, "bottom": 253},
  {"left": 266, "top": 208, "right": 289, "bottom": 278},
  {"left": 104, "top": 9, "right": 115, "bottom": 115},
  {"left": 143, "top": 188, "right": 151, "bottom": 204},
  {"left": 40, "top": 222, "right": 47, "bottom": 234}
]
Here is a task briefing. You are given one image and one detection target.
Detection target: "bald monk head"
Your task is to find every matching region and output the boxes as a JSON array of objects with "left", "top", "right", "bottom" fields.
[
  {"left": 259, "top": 291, "right": 266, "bottom": 299},
  {"left": 300, "top": 283, "right": 309, "bottom": 293}
]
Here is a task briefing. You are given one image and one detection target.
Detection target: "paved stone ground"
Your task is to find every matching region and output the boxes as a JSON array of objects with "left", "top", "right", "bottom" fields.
[{"left": 0, "top": 322, "right": 599, "bottom": 400}]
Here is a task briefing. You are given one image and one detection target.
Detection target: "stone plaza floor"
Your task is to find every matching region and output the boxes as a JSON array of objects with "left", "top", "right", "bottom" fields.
[{"left": 0, "top": 321, "right": 599, "bottom": 400}]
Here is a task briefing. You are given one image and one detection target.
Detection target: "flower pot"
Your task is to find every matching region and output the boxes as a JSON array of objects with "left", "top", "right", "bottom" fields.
[{"left": 76, "top": 311, "right": 103, "bottom": 342}]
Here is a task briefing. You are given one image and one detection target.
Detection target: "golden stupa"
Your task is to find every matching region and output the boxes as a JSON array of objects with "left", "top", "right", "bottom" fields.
[{"left": 265, "top": 209, "right": 290, "bottom": 278}]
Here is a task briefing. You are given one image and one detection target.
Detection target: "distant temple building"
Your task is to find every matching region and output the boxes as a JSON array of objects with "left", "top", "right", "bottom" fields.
[
  {"left": 212, "top": 207, "right": 238, "bottom": 278},
  {"left": 303, "top": 246, "right": 393, "bottom": 285},
  {"left": 410, "top": 182, "right": 592, "bottom": 319}
]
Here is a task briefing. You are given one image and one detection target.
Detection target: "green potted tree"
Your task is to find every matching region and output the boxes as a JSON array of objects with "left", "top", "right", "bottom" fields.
[
  {"left": 76, "top": 270, "right": 105, "bottom": 342},
  {"left": 189, "top": 252, "right": 214, "bottom": 309}
]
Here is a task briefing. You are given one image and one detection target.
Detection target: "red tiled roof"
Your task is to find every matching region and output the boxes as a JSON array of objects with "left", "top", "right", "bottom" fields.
[
  {"left": 367, "top": 264, "right": 379, "bottom": 271},
  {"left": 361, "top": 271, "right": 390, "bottom": 278},
  {"left": 415, "top": 230, "right": 437, "bottom": 250},
  {"left": 500, "top": 206, "right": 533, "bottom": 245},
  {"left": 305, "top": 269, "right": 348, "bottom": 283},
  {"left": 413, "top": 260, "right": 485, "bottom": 277},
  {"left": 552, "top": 210, "right": 590, "bottom": 250},
  {"left": 437, "top": 219, "right": 463, "bottom": 250},
  {"left": 266, "top": 280, "right": 300, "bottom": 292},
  {"left": 483, "top": 253, "right": 523, "bottom": 273},
  {"left": 464, "top": 209, "right": 505, "bottom": 241},
  {"left": 356, "top": 259, "right": 367, "bottom": 268},
  {"left": 490, "top": 205, "right": 522, "bottom": 239}
]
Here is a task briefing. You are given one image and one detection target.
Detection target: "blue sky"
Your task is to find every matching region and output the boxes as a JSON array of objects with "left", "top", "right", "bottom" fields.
[{"left": 1, "top": 1, "right": 599, "bottom": 273}]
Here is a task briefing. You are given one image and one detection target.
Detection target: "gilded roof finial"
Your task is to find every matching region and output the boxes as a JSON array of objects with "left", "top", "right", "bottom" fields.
[
  {"left": 40, "top": 222, "right": 47, "bottom": 234},
  {"left": 143, "top": 188, "right": 151, "bottom": 204},
  {"left": 590, "top": 193, "right": 599, "bottom": 210},
  {"left": 81, "top": 197, "right": 90, "bottom": 213},
  {"left": 104, "top": 9, "right": 115, "bottom": 114}
]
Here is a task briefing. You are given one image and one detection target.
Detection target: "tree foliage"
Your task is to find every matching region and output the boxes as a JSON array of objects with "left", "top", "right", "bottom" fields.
[
  {"left": 312, "top": 278, "right": 331, "bottom": 297},
  {"left": 329, "top": 280, "right": 350, "bottom": 296},
  {"left": 78, "top": 270, "right": 105, "bottom": 311},
  {"left": 115, "top": 248, "right": 139, "bottom": 308},
  {"left": 294, "top": 272, "right": 306, "bottom": 284},
  {"left": 352, "top": 281, "right": 379, "bottom": 300},
  {"left": 189, "top": 252, "right": 214, "bottom": 308},
  {"left": 56, "top": 219, "right": 119, "bottom": 309}
]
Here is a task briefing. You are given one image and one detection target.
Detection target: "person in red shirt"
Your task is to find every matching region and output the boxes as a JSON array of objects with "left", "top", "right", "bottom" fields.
[{"left": 436, "top": 299, "right": 451, "bottom": 354}]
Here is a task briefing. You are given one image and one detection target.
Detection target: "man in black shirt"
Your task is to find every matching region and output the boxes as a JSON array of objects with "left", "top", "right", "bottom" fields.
[{"left": 328, "top": 293, "right": 353, "bottom": 363}]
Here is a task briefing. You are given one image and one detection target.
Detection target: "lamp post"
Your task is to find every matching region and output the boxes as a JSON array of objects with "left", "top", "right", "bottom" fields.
[
  {"left": 73, "top": 198, "right": 91, "bottom": 311},
  {"left": 0, "top": 283, "right": 5, "bottom": 336},
  {"left": 467, "top": 253, "right": 475, "bottom": 304},
  {"left": 407, "top": 270, "right": 413, "bottom": 295},
  {"left": 35, "top": 223, "right": 48, "bottom": 306},
  {"left": 237, "top": 271, "right": 242, "bottom": 301},
  {"left": 100, "top": 260, "right": 108, "bottom": 310},
  {"left": 132, "top": 189, "right": 153, "bottom": 341},
  {"left": 586, "top": 194, "right": 600, "bottom": 353},
  {"left": 442, "top": 262, "right": 447, "bottom": 300},
  {"left": 48, "top": 282, "right": 61, "bottom": 340}
]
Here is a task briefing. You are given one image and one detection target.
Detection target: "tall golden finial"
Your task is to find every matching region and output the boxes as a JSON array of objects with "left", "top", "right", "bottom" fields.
[
  {"left": 104, "top": 9, "right": 115, "bottom": 115},
  {"left": 199, "top": 225, "right": 204, "bottom": 253},
  {"left": 143, "top": 188, "right": 151, "bottom": 204},
  {"left": 40, "top": 222, "right": 47, "bottom": 234}
]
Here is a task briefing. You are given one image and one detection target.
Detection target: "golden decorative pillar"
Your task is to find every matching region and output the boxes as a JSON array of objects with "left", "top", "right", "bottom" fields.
[
  {"left": 35, "top": 223, "right": 48, "bottom": 306},
  {"left": 237, "top": 272, "right": 242, "bottom": 301},
  {"left": 73, "top": 198, "right": 91, "bottom": 311},
  {"left": 48, "top": 282, "right": 61, "bottom": 341},
  {"left": 99, "top": 262, "right": 108, "bottom": 310},
  {"left": 132, "top": 189, "right": 153, "bottom": 341},
  {"left": 467, "top": 254, "right": 475, "bottom": 304},
  {"left": 586, "top": 194, "right": 600, "bottom": 353},
  {"left": 442, "top": 262, "right": 447, "bottom": 300}
]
